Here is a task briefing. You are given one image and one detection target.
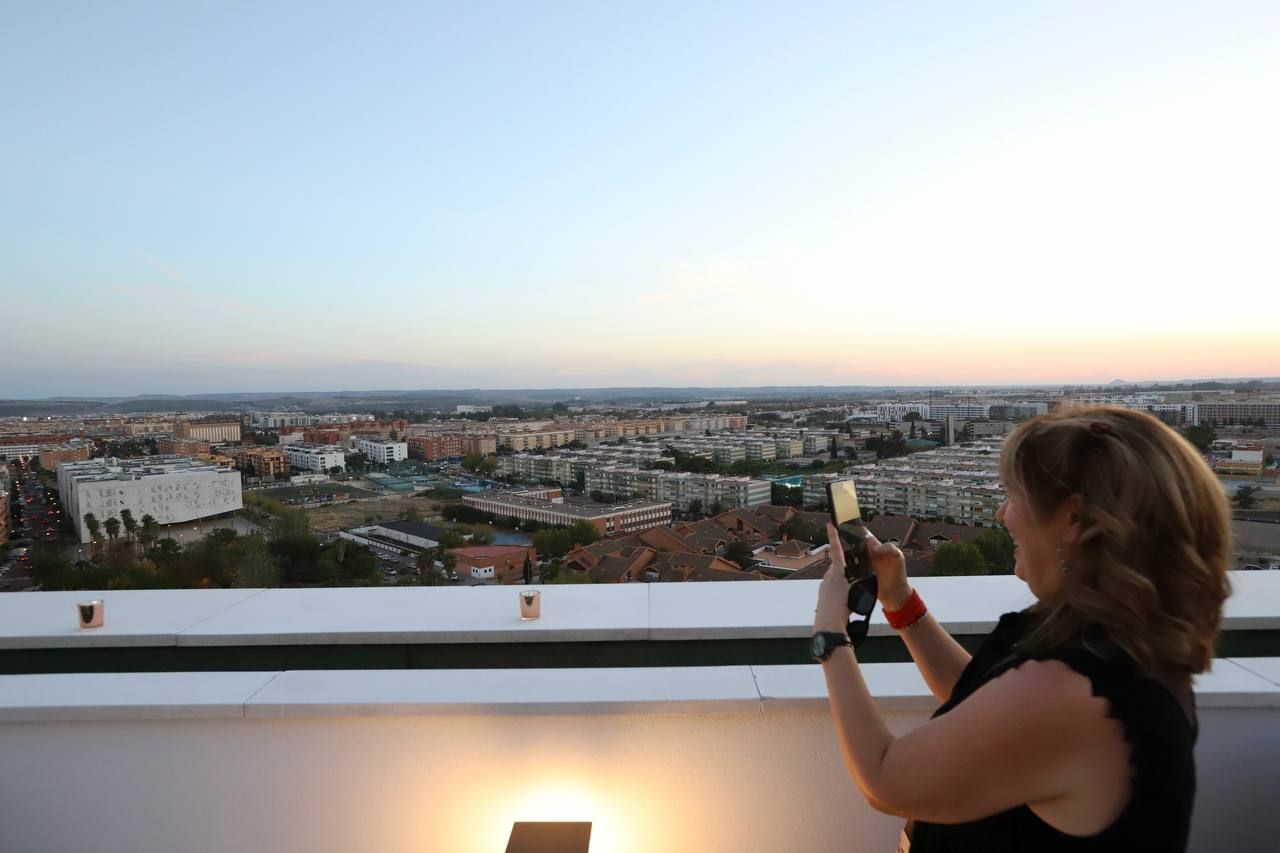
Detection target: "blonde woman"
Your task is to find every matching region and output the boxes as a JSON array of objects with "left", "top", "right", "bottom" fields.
[{"left": 812, "top": 406, "right": 1231, "bottom": 852}]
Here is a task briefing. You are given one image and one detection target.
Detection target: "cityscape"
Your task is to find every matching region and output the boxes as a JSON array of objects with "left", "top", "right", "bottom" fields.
[
  {"left": 4, "top": 383, "right": 1278, "bottom": 592},
  {"left": 3, "top": 3, "right": 1278, "bottom": 850}
]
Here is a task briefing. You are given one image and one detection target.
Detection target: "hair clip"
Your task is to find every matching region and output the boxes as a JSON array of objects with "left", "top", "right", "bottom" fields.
[{"left": 1088, "top": 421, "right": 1113, "bottom": 436}]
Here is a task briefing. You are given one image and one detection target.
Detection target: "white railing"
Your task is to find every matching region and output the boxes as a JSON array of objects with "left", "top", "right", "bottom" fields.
[{"left": 0, "top": 660, "right": 1277, "bottom": 852}]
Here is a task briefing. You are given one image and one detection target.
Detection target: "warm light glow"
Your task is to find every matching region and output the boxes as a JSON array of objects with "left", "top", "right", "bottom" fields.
[{"left": 452, "top": 772, "right": 643, "bottom": 853}]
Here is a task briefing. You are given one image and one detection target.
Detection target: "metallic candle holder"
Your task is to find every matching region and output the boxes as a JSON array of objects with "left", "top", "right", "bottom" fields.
[
  {"left": 519, "top": 590, "right": 541, "bottom": 621},
  {"left": 77, "top": 600, "right": 104, "bottom": 629}
]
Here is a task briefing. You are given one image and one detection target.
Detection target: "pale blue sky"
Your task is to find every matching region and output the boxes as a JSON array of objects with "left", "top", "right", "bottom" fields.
[{"left": 4, "top": 1, "right": 1277, "bottom": 397}]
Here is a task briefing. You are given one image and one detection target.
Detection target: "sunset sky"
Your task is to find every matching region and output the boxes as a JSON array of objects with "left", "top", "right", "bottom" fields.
[{"left": 3, "top": 1, "right": 1277, "bottom": 397}]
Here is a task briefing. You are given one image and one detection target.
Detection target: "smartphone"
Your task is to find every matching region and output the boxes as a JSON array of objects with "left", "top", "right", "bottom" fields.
[{"left": 826, "top": 479, "right": 871, "bottom": 580}]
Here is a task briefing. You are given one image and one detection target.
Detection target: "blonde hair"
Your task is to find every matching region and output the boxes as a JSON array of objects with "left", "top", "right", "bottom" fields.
[{"left": 1000, "top": 405, "right": 1231, "bottom": 677}]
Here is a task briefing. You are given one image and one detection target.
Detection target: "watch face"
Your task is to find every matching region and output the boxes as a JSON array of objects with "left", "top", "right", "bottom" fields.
[{"left": 810, "top": 633, "right": 828, "bottom": 659}]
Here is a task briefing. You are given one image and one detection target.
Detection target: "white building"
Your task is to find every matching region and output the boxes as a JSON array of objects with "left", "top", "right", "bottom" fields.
[
  {"left": 876, "top": 403, "right": 930, "bottom": 421},
  {"left": 358, "top": 439, "right": 408, "bottom": 464},
  {"left": 284, "top": 444, "right": 346, "bottom": 473},
  {"left": 928, "top": 404, "right": 991, "bottom": 420},
  {"left": 57, "top": 456, "right": 243, "bottom": 543},
  {"left": 455, "top": 405, "right": 493, "bottom": 414}
]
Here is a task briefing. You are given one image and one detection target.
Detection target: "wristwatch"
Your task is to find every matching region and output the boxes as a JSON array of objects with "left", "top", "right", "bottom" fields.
[{"left": 810, "top": 631, "right": 852, "bottom": 662}]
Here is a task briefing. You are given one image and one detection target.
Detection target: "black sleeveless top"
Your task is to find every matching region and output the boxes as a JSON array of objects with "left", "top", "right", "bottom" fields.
[{"left": 907, "top": 610, "right": 1198, "bottom": 853}]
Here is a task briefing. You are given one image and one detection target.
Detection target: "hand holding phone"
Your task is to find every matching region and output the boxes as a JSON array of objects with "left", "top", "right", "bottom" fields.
[{"left": 826, "top": 479, "right": 871, "bottom": 580}]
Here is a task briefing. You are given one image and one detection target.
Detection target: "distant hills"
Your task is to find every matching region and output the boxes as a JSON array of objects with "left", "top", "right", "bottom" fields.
[{"left": 1, "top": 377, "right": 1277, "bottom": 418}]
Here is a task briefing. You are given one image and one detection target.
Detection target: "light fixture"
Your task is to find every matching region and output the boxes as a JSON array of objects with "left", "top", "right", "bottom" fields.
[{"left": 505, "top": 822, "right": 592, "bottom": 853}]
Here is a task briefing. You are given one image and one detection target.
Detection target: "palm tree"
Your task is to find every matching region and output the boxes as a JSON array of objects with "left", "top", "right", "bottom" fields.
[
  {"left": 120, "top": 509, "right": 138, "bottom": 543},
  {"left": 104, "top": 517, "right": 121, "bottom": 543},
  {"left": 139, "top": 514, "right": 160, "bottom": 551},
  {"left": 83, "top": 512, "right": 101, "bottom": 553}
]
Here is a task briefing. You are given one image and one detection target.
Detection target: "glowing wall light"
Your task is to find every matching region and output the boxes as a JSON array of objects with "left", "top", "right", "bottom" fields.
[{"left": 505, "top": 821, "right": 591, "bottom": 853}]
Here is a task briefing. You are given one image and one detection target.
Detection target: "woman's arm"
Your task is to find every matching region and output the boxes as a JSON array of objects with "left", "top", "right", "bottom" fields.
[
  {"left": 885, "top": 590, "right": 972, "bottom": 704},
  {"left": 813, "top": 526, "right": 1125, "bottom": 824},
  {"left": 821, "top": 650, "right": 1124, "bottom": 822},
  {"left": 858, "top": 530, "right": 973, "bottom": 704}
]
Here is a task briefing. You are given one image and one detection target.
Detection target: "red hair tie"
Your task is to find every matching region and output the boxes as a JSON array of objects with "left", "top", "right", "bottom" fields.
[{"left": 1089, "top": 421, "right": 1113, "bottom": 436}]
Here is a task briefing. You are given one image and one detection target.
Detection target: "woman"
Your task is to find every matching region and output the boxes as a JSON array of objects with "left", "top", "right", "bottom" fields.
[{"left": 813, "top": 406, "right": 1231, "bottom": 851}]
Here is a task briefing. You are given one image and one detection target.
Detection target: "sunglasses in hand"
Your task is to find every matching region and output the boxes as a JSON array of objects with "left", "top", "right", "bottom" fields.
[{"left": 846, "top": 574, "right": 879, "bottom": 647}]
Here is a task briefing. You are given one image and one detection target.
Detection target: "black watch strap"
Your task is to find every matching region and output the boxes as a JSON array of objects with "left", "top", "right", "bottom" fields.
[{"left": 811, "top": 631, "right": 852, "bottom": 662}]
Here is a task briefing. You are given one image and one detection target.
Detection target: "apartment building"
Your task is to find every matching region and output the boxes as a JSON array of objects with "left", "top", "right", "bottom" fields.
[
  {"left": 988, "top": 403, "right": 1049, "bottom": 420},
  {"left": 584, "top": 466, "right": 771, "bottom": 513},
  {"left": 175, "top": 419, "right": 241, "bottom": 444},
  {"left": 497, "top": 429, "right": 577, "bottom": 451},
  {"left": 233, "top": 447, "right": 289, "bottom": 479},
  {"left": 1198, "top": 402, "right": 1280, "bottom": 428},
  {"left": 802, "top": 439, "right": 1007, "bottom": 526},
  {"left": 462, "top": 490, "right": 672, "bottom": 536},
  {"left": 358, "top": 439, "right": 408, "bottom": 464},
  {"left": 58, "top": 456, "right": 243, "bottom": 543},
  {"left": 927, "top": 404, "right": 991, "bottom": 420},
  {"left": 284, "top": 444, "right": 346, "bottom": 472},
  {"left": 156, "top": 437, "right": 211, "bottom": 458},
  {"left": 876, "top": 403, "right": 930, "bottom": 421},
  {"left": 409, "top": 434, "right": 463, "bottom": 461},
  {"left": 37, "top": 442, "right": 93, "bottom": 469},
  {"left": 0, "top": 465, "right": 9, "bottom": 544}
]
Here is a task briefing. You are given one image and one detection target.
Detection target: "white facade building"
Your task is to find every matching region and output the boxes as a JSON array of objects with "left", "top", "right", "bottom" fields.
[
  {"left": 284, "top": 444, "right": 346, "bottom": 473},
  {"left": 57, "top": 456, "right": 243, "bottom": 543},
  {"left": 358, "top": 439, "right": 408, "bottom": 464},
  {"left": 876, "top": 403, "right": 930, "bottom": 421}
]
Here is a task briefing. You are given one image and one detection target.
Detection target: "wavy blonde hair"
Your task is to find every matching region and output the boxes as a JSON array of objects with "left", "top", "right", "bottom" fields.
[{"left": 1000, "top": 405, "right": 1232, "bottom": 677}]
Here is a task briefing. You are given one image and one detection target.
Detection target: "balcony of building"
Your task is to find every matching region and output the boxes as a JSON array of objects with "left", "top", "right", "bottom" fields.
[{"left": 1, "top": 573, "right": 1278, "bottom": 852}]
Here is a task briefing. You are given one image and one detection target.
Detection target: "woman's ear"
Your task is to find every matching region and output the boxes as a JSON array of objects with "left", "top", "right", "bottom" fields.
[{"left": 1063, "top": 493, "right": 1085, "bottom": 543}]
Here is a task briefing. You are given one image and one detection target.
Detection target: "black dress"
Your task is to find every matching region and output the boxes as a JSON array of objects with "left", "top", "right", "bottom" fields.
[{"left": 906, "top": 611, "right": 1198, "bottom": 852}]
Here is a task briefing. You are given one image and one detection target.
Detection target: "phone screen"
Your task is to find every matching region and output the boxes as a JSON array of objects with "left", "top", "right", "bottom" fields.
[{"left": 826, "top": 479, "right": 870, "bottom": 580}]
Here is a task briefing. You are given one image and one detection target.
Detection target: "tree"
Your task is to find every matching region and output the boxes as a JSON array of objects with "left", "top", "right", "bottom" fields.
[
  {"left": 139, "top": 514, "right": 160, "bottom": 550},
  {"left": 329, "top": 466, "right": 344, "bottom": 477},
  {"left": 780, "top": 516, "right": 824, "bottom": 545},
  {"left": 120, "top": 509, "right": 138, "bottom": 543},
  {"left": 1233, "top": 485, "right": 1261, "bottom": 510},
  {"left": 687, "top": 498, "right": 704, "bottom": 517},
  {"left": 83, "top": 512, "right": 101, "bottom": 544},
  {"left": 903, "top": 412, "right": 922, "bottom": 422},
  {"left": 569, "top": 519, "right": 600, "bottom": 547},
  {"left": 104, "top": 517, "right": 121, "bottom": 543},
  {"left": 522, "top": 554, "right": 534, "bottom": 585},
  {"left": 709, "top": 500, "right": 724, "bottom": 516},
  {"left": 462, "top": 453, "right": 484, "bottom": 473},
  {"left": 1181, "top": 423, "right": 1216, "bottom": 452},
  {"left": 972, "top": 528, "right": 1016, "bottom": 574},
  {"left": 932, "top": 541, "right": 987, "bottom": 576},
  {"left": 724, "top": 539, "right": 755, "bottom": 571}
]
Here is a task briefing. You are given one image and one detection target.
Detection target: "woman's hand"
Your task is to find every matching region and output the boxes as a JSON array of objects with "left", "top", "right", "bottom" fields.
[
  {"left": 824, "top": 522, "right": 913, "bottom": 611},
  {"left": 814, "top": 529, "right": 854, "bottom": 633}
]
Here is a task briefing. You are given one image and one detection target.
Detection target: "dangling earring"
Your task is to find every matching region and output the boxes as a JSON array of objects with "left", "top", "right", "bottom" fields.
[{"left": 1057, "top": 543, "right": 1071, "bottom": 573}]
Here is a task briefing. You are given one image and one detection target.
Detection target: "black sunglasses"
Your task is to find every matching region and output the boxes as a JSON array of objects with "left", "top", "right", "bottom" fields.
[{"left": 845, "top": 574, "right": 879, "bottom": 646}]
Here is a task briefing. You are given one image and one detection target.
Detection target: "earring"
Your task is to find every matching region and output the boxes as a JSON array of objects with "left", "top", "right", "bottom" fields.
[{"left": 1057, "top": 543, "right": 1071, "bottom": 573}]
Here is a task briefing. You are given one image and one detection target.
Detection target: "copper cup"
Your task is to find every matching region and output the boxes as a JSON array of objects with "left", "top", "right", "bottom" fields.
[
  {"left": 520, "top": 590, "right": 541, "bottom": 621},
  {"left": 77, "top": 600, "right": 104, "bottom": 629}
]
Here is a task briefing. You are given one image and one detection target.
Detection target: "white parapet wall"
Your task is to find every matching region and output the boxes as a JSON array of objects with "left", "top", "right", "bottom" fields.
[{"left": 0, "top": 661, "right": 1278, "bottom": 853}]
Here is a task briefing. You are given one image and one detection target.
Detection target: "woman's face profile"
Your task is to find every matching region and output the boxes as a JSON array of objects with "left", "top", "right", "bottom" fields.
[{"left": 996, "top": 491, "right": 1074, "bottom": 600}]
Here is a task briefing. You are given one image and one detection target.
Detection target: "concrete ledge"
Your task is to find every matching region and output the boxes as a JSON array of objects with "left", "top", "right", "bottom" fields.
[
  {"left": 0, "top": 572, "right": 1275, "bottom": 651},
  {"left": 245, "top": 666, "right": 762, "bottom": 717},
  {"left": 753, "top": 662, "right": 936, "bottom": 712},
  {"left": 177, "top": 584, "right": 651, "bottom": 646},
  {"left": 0, "top": 671, "right": 279, "bottom": 722},
  {"left": 3, "top": 658, "right": 1277, "bottom": 723},
  {"left": 0, "top": 589, "right": 266, "bottom": 649}
]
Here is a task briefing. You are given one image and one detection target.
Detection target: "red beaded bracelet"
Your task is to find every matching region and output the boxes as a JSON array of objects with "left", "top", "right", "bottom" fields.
[{"left": 884, "top": 589, "right": 927, "bottom": 631}]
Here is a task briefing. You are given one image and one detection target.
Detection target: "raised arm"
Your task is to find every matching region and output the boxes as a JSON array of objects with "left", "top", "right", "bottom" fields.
[{"left": 839, "top": 526, "right": 971, "bottom": 703}]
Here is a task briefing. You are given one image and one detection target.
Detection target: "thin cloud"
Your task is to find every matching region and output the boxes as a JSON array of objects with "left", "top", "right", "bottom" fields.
[{"left": 139, "top": 252, "right": 185, "bottom": 281}]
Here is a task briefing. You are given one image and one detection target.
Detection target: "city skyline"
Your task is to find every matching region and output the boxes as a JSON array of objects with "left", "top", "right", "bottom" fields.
[{"left": 5, "top": 1, "right": 1277, "bottom": 397}]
